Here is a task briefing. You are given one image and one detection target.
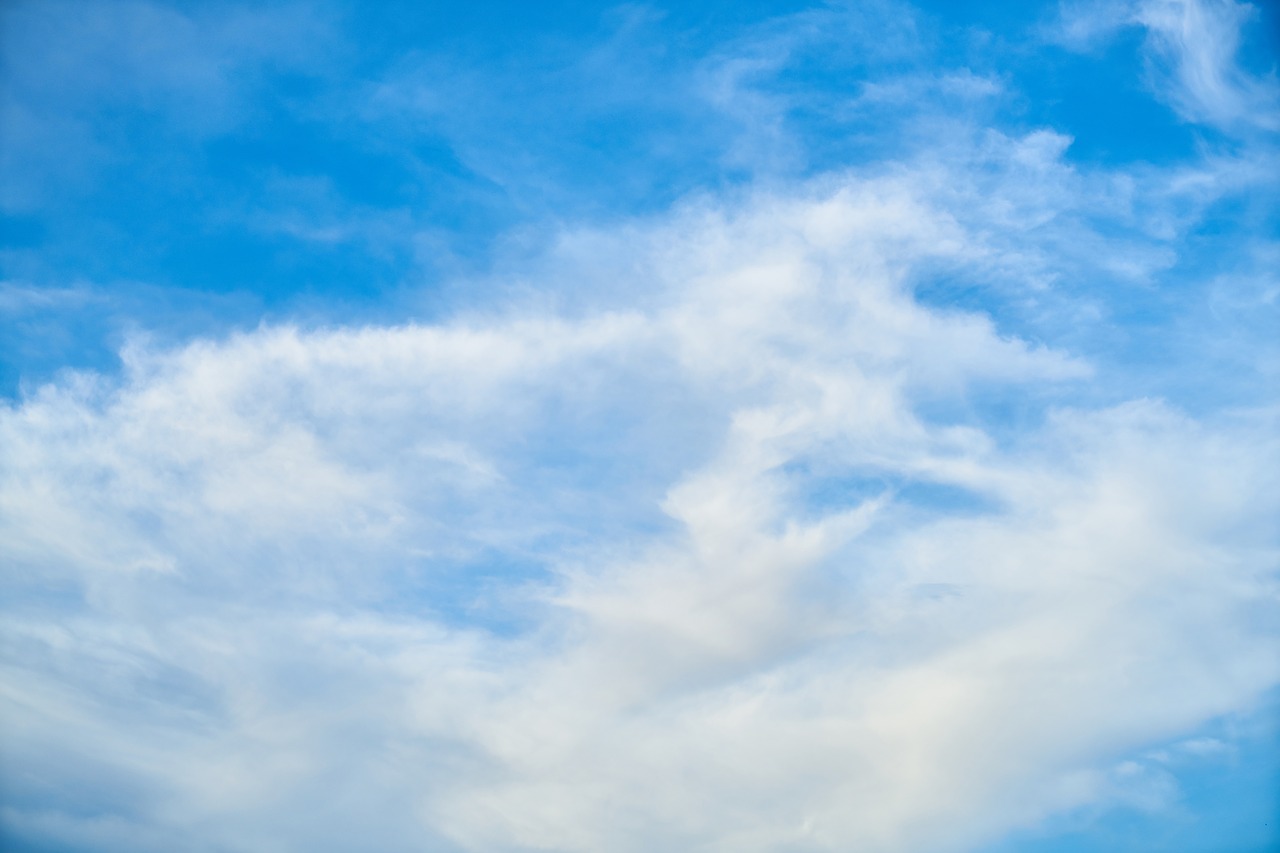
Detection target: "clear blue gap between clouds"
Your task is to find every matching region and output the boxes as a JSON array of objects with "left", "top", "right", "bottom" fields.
[{"left": 0, "top": 0, "right": 1259, "bottom": 397}]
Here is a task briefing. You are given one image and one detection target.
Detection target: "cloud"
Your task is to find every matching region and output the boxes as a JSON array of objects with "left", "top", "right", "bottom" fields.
[
  {"left": 2, "top": 129, "right": 1277, "bottom": 852},
  {"left": 1136, "top": 0, "right": 1280, "bottom": 131},
  {"left": 1051, "top": 0, "right": 1280, "bottom": 132},
  {"left": 3, "top": 1, "right": 1279, "bottom": 851}
]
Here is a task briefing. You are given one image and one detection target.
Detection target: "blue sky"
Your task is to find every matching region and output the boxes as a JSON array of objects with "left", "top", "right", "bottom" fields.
[{"left": 1, "top": 1, "right": 1278, "bottom": 851}]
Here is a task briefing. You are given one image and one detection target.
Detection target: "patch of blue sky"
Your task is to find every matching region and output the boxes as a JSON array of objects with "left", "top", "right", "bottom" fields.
[
  {"left": 781, "top": 457, "right": 1004, "bottom": 521},
  {"left": 0, "top": 0, "right": 1260, "bottom": 389},
  {"left": 3, "top": 0, "right": 1265, "bottom": 398},
  {"left": 977, "top": 690, "right": 1280, "bottom": 853},
  {"left": 378, "top": 549, "right": 564, "bottom": 639},
  {"left": 917, "top": 0, "right": 1207, "bottom": 163}
]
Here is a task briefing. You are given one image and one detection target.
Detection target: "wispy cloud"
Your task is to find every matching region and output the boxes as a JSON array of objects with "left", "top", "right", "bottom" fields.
[
  {"left": 1051, "top": 0, "right": 1280, "bottom": 131},
  {"left": 3, "top": 141, "right": 1277, "bottom": 850},
  {"left": 2, "top": 1, "right": 1278, "bottom": 851}
]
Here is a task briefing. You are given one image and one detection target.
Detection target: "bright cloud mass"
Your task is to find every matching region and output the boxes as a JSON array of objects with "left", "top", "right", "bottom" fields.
[{"left": 1, "top": 1, "right": 1278, "bottom": 852}]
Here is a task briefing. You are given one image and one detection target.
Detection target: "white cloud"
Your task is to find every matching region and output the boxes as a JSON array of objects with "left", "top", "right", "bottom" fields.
[
  {"left": 1136, "top": 0, "right": 1280, "bottom": 131},
  {"left": 1051, "top": 0, "right": 1280, "bottom": 132},
  {"left": 2, "top": 131, "right": 1277, "bottom": 853},
  {"left": 4, "top": 0, "right": 1280, "bottom": 847}
]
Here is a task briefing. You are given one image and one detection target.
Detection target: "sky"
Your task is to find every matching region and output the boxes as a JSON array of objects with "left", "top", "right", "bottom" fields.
[{"left": 0, "top": 0, "right": 1278, "bottom": 851}]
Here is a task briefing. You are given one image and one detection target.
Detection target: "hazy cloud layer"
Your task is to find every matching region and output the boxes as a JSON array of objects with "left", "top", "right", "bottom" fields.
[{"left": 2, "top": 1, "right": 1278, "bottom": 851}]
